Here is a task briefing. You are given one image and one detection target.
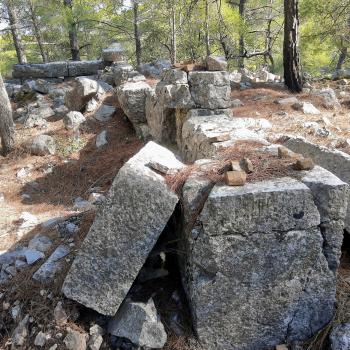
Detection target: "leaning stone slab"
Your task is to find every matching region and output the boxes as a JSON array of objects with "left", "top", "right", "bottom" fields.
[
  {"left": 181, "top": 174, "right": 348, "bottom": 350},
  {"left": 62, "top": 142, "right": 180, "bottom": 315},
  {"left": 283, "top": 136, "right": 350, "bottom": 231}
]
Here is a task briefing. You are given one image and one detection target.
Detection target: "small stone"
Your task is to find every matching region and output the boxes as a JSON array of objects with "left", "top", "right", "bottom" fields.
[
  {"left": 208, "top": 133, "right": 231, "bottom": 143},
  {"left": 74, "top": 197, "right": 94, "bottom": 211},
  {"left": 231, "top": 99, "right": 244, "bottom": 108},
  {"left": 15, "top": 260, "right": 27, "bottom": 270},
  {"left": 28, "top": 235, "right": 53, "bottom": 253},
  {"left": 225, "top": 171, "right": 247, "bottom": 186},
  {"left": 3, "top": 301, "right": 10, "bottom": 310},
  {"left": 5, "top": 265, "right": 17, "bottom": 276},
  {"left": 88, "top": 193, "right": 106, "bottom": 205},
  {"left": 54, "top": 301, "right": 68, "bottom": 326},
  {"left": 275, "top": 96, "right": 299, "bottom": 105},
  {"left": 96, "top": 130, "right": 108, "bottom": 148},
  {"left": 63, "top": 328, "right": 87, "bottom": 350},
  {"left": 11, "top": 304, "right": 21, "bottom": 320},
  {"left": 34, "top": 331, "right": 47, "bottom": 347},
  {"left": 94, "top": 105, "right": 116, "bottom": 122},
  {"left": 293, "top": 158, "right": 315, "bottom": 171},
  {"left": 278, "top": 146, "right": 302, "bottom": 160},
  {"left": 48, "top": 345, "right": 58, "bottom": 350},
  {"left": 11, "top": 315, "right": 29, "bottom": 347},
  {"left": 0, "top": 193, "right": 5, "bottom": 202},
  {"left": 239, "top": 158, "right": 254, "bottom": 174},
  {"left": 16, "top": 168, "right": 29, "bottom": 178},
  {"left": 64, "top": 111, "right": 86, "bottom": 130},
  {"left": 28, "top": 135, "right": 56, "bottom": 156},
  {"left": 24, "top": 249, "right": 45, "bottom": 265},
  {"left": 88, "top": 325, "right": 104, "bottom": 350}
]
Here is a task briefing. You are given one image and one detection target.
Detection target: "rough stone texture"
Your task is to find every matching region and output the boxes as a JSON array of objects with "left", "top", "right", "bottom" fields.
[
  {"left": 112, "top": 62, "right": 134, "bottom": 86},
  {"left": 12, "top": 61, "right": 106, "bottom": 79},
  {"left": 102, "top": 44, "right": 124, "bottom": 63},
  {"left": 181, "top": 113, "right": 268, "bottom": 162},
  {"left": 117, "top": 81, "right": 153, "bottom": 133},
  {"left": 28, "top": 134, "right": 56, "bottom": 156},
  {"left": 108, "top": 298, "right": 167, "bottom": 348},
  {"left": 63, "top": 329, "right": 87, "bottom": 350},
  {"left": 188, "top": 71, "right": 231, "bottom": 109},
  {"left": 33, "top": 245, "right": 69, "bottom": 283},
  {"left": 330, "top": 323, "right": 350, "bottom": 350},
  {"left": 314, "top": 88, "right": 341, "bottom": 109},
  {"left": 65, "top": 77, "right": 113, "bottom": 111},
  {"left": 138, "top": 59, "right": 171, "bottom": 78},
  {"left": 180, "top": 174, "right": 348, "bottom": 350},
  {"left": 62, "top": 142, "right": 180, "bottom": 316},
  {"left": 63, "top": 111, "right": 86, "bottom": 130},
  {"left": 283, "top": 136, "right": 350, "bottom": 231},
  {"left": 206, "top": 55, "right": 228, "bottom": 71},
  {"left": 94, "top": 105, "right": 116, "bottom": 122}
]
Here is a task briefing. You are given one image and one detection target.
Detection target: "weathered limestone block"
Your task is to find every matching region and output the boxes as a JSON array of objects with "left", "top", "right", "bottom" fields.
[
  {"left": 112, "top": 62, "right": 134, "bottom": 86},
  {"left": 62, "top": 142, "right": 180, "bottom": 315},
  {"left": 181, "top": 174, "right": 348, "bottom": 350},
  {"left": 283, "top": 136, "right": 350, "bottom": 231},
  {"left": 12, "top": 62, "right": 68, "bottom": 79},
  {"left": 188, "top": 71, "right": 231, "bottom": 109},
  {"left": 68, "top": 60, "right": 105, "bottom": 77},
  {"left": 102, "top": 44, "right": 124, "bottom": 63},
  {"left": 117, "top": 81, "right": 153, "bottom": 133},
  {"left": 181, "top": 113, "right": 269, "bottom": 162}
]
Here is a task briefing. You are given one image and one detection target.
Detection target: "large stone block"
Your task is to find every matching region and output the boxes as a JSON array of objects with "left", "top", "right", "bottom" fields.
[
  {"left": 283, "top": 136, "right": 350, "bottom": 231},
  {"left": 117, "top": 81, "right": 153, "bottom": 132},
  {"left": 67, "top": 60, "right": 105, "bottom": 77},
  {"left": 181, "top": 113, "right": 269, "bottom": 162},
  {"left": 180, "top": 174, "right": 348, "bottom": 350},
  {"left": 12, "top": 62, "right": 68, "bottom": 79},
  {"left": 188, "top": 71, "right": 231, "bottom": 109},
  {"left": 62, "top": 142, "right": 180, "bottom": 316}
]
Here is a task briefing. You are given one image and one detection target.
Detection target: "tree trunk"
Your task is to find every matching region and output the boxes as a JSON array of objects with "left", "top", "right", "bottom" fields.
[
  {"left": 28, "top": 0, "right": 48, "bottom": 63},
  {"left": 238, "top": 0, "right": 246, "bottom": 68},
  {"left": 64, "top": 0, "right": 80, "bottom": 61},
  {"left": 204, "top": 0, "right": 210, "bottom": 56},
  {"left": 6, "top": 0, "right": 27, "bottom": 64},
  {"left": 133, "top": 0, "right": 142, "bottom": 66},
  {"left": 283, "top": 0, "right": 303, "bottom": 92},
  {"left": 336, "top": 46, "right": 348, "bottom": 71},
  {"left": 170, "top": 0, "right": 177, "bottom": 64},
  {"left": 0, "top": 73, "right": 15, "bottom": 156}
]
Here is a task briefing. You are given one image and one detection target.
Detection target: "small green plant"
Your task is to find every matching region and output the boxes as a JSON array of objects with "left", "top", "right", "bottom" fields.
[{"left": 55, "top": 135, "right": 88, "bottom": 157}]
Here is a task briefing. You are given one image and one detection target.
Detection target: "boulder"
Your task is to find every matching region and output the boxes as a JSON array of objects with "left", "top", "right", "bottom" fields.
[
  {"left": 180, "top": 170, "right": 348, "bottom": 350},
  {"left": 94, "top": 105, "right": 116, "bottom": 122},
  {"left": 138, "top": 59, "right": 171, "bottom": 78},
  {"left": 188, "top": 71, "right": 231, "bottom": 109},
  {"left": 11, "top": 315, "right": 29, "bottom": 347},
  {"left": 314, "top": 88, "right": 341, "bottom": 109},
  {"left": 206, "top": 55, "right": 228, "bottom": 71},
  {"left": 28, "top": 134, "right": 56, "bottom": 156},
  {"left": 117, "top": 81, "right": 153, "bottom": 132},
  {"left": 330, "top": 323, "right": 350, "bottom": 350},
  {"left": 293, "top": 102, "right": 321, "bottom": 115},
  {"left": 112, "top": 62, "right": 134, "bottom": 86},
  {"left": 108, "top": 298, "right": 167, "bottom": 349},
  {"left": 63, "top": 111, "right": 86, "bottom": 130},
  {"left": 283, "top": 136, "right": 350, "bottom": 231},
  {"left": 62, "top": 142, "right": 181, "bottom": 315}
]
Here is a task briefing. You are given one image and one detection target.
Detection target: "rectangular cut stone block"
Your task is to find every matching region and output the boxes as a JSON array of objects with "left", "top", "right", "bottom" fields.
[
  {"left": 284, "top": 136, "right": 350, "bottom": 231},
  {"left": 181, "top": 175, "right": 348, "bottom": 350},
  {"left": 62, "top": 142, "right": 180, "bottom": 316},
  {"left": 12, "top": 62, "right": 68, "bottom": 79},
  {"left": 68, "top": 60, "right": 106, "bottom": 77}
]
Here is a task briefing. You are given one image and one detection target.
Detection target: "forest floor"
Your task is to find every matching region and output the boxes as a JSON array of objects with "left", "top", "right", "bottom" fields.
[{"left": 0, "top": 79, "right": 350, "bottom": 349}]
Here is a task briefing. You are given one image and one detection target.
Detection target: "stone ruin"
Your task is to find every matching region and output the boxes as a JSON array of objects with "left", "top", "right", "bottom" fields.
[{"left": 58, "top": 57, "right": 350, "bottom": 349}]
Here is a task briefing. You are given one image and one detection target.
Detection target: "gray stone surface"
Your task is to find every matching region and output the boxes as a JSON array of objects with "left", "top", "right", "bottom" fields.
[
  {"left": 94, "top": 105, "right": 116, "bottom": 122},
  {"left": 180, "top": 174, "right": 348, "bottom": 350},
  {"left": 64, "top": 111, "right": 86, "bottom": 130},
  {"left": 117, "top": 81, "right": 153, "bottom": 131},
  {"left": 188, "top": 71, "right": 231, "bottom": 109},
  {"left": 108, "top": 298, "right": 167, "bottom": 348},
  {"left": 102, "top": 44, "right": 124, "bottom": 63},
  {"left": 330, "top": 323, "right": 350, "bottom": 350},
  {"left": 181, "top": 113, "right": 268, "bottom": 162},
  {"left": 206, "top": 55, "right": 228, "bottom": 71},
  {"left": 283, "top": 136, "right": 350, "bottom": 231},
  {"left": 62, "top": 142, "right": 180, "bottom": 315},
  {"left": 33, "top": 245, "right": 70, "bottom": 283},
  {"left": 112, "top": 62, "right": 134, "bottom": 86},
  {"left": 28, "top": 235, "right": 53, "bottom": 253},
  {"left": 28, "top": 134, "right": 56, "bottom": 156}
]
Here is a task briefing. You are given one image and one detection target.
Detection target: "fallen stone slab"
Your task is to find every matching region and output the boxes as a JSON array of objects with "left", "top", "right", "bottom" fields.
[
  {"left": 12, "top": 62, "right": 68, "bottom": 79},
  {"left": 62, "top": 142, "right": 180, "bottom": 315},
  {"left": 181, "top": 113, "right": 269, "bottom": 162},
  {"left": 180, "top": 171, "right": 348, "bottom": 350},
  {"left": 33, "top": 245, "right": 70, "bottom": 283},
  {"left": 108, "top": 298, "right": 167, "bottom": 348},
  {"left": 94, "top": 105, "right": 116, "bottom": 122},
  {"left": 283, "top": 136, "right": 350, "bottom": 231}
]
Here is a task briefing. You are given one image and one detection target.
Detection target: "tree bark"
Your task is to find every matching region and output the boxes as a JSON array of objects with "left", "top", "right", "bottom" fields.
[
  {"left": 6, "top": 0, "right": 27, "bottom": 64},
  {"left": 204, "top": 0, "right": 210, "bottom": 56},
  {"left": 238, "top": 0, "right": 247, "bottom": 68},
  {"left": 133, "top": 0, "right": 142, "bottom": 66},
  {"left": 0, "top": 73, "right": 15, "bottom": 156},
  {"left": 64, "top": 0, "right": 80, "bottom": 61},
  {"left": 28, "top": 0, "right": 48, "bottom": 63},
  {"left": 336, "top": 46, "right": 348, "bottom": 70},
  {"left": 170, "top": 0, "right": 177, "bottom": 64},
  {"left": 283, "top": 0, "right": 303, "bottom": 92}
]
